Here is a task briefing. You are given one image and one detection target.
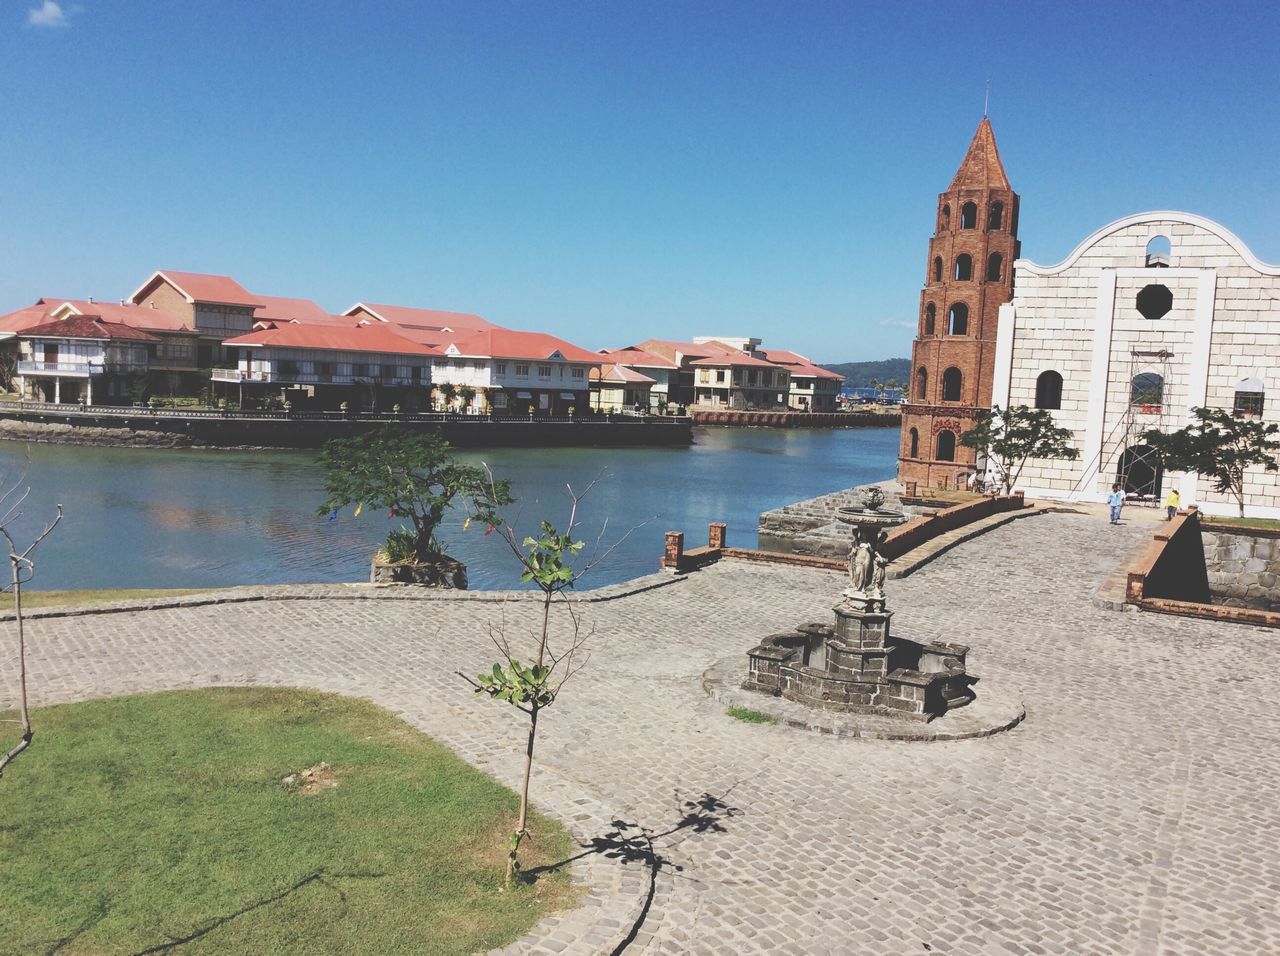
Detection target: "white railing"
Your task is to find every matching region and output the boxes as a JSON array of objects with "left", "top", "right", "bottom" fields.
[{"left": 18, "top": 361, "right": 105, "bottom": 376}]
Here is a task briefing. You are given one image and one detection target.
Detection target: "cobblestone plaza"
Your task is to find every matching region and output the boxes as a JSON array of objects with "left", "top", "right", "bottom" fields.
[{"left": 10, "top": 511, "right": 1280, "bottom": 954}]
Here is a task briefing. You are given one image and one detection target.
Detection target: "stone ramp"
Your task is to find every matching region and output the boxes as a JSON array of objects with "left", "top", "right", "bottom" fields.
[{"left": 757, "top": 480, "right": 906, "bottom": 543}]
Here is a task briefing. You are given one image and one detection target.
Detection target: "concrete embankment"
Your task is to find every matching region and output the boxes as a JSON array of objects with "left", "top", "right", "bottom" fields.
[
  {"left": 691, "top": 410, "right": 900, "bottom": 428},
  {"left": 0, "top": 407, "right": 693, "bottom": 450}
]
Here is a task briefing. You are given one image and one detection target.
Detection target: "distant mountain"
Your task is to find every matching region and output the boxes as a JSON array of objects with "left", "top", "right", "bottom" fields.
[{"left": 821, "top": 358, "right": 911, "bottom": 388}]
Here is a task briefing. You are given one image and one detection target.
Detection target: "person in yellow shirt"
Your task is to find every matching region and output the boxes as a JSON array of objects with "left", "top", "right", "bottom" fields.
[{"left": 1165, "top": 487, "right": 1181, "bottom": 521}]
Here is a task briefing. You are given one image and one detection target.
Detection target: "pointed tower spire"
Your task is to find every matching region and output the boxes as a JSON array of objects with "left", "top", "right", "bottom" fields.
[{"left": 948, "top": 117, "right": 1010, "bottom": 192}]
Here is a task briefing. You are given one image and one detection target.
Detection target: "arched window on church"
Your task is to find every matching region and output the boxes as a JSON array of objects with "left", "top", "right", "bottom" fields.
[
  {"left": 942, "top": 367, "right": 962, "bottom": 402},
  {"left": 987, "top": 252, "right": 1003, "bottom": 282},
  {"left": 1234, "top": 377, "right": 1265, "bottom": 418},
  {"left": 961, "top": 202, "right": 977, "bottom": 229},
  {"left": 1035, "top": 370, "right": 1063, "bottom": 410},
  {"left": 954, "top": 254, "right": 973, "bottom": 281},
  {"left": 1131, "top": 372, "right": 1164, "bottom": 408},
  {"left": 941, "top": 205, "right": 950, "bottom": 230},
  {"left": 908, "top": 427, "right": 919, "bottom": 457},
  {"left": 933, "top": 256, "right": 943, "bottom": 282},
  {"left": 936, "top": 429, "right": 957, "bottom": 461},
  {"left": 916, "top": 367, "right": 928, "bottom": 400},
  {"left": 948, "top": 302, "right": 969, "bottom": 336},
  {"left": 988, "top": 202, "right": 1004, "bottom": 230},
  {"left": 1146, "top": 235, "right": 1172, "bottom": 268},
  {"left": 924, "top": 303, "right": 936, "bottom": 336}
]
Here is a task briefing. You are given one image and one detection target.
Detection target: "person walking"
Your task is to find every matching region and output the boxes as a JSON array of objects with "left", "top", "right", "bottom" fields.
[
  {"left": 1108, "top": 484, "right": 1125, "bottom": 525},
  {"left": 1165, "top": 487, "right": 1181, "bottom": 521}
]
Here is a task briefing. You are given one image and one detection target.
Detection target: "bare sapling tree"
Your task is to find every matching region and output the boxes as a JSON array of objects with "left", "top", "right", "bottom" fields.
[
  {"left": 0, "top": 484, "right": 63, "bottom": 782},
  {"left": 461, "top": 471, "right": 641, "bottom": 883}
]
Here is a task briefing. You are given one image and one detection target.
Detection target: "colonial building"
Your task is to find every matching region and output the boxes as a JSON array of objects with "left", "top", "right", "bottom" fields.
[
  {"left": 759, "top": 348, "right": 845, "bottom": 411},
  {"left": 899, "top": 119, "right": 1021, "bottom": 490},
  {"left": 990, "top": 211, "right": 1280, "bottom": 518},
  {"left": 590, "top": 363, "right": 656, "bottom": 412},
  {"left": 428, "top": 329, "right": 600, "bottom": 415},
  {"left": 690, "top": 352, "right": 790, "bottom": 409},
  {"left": 47, "top": 299, "right": 198, "bottom": 394},
  {"left": 596, "top": 347, "right": 680, "bottom": 409},
  {"left": 16, "top": 315, "right": 157, "bottom": 404}
]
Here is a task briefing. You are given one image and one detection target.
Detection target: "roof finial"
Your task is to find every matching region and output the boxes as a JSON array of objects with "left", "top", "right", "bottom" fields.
[{"left": 983, "top": 78, "right": 990, "bottom": 119}]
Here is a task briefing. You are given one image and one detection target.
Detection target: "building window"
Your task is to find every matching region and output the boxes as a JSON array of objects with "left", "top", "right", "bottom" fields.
[
  {"left": 279, "top": 360, "right": 299, "bottom": 377},
  {"left": 936, "top": 429, "right": 957, "bottom": 461},
  {"left": 924, "top": 303, "right": 936, "bottom": 336},
  {"left": 909, "top": 427, "right": 919, "bottom": 457},
  {"left": 1136, "top": 284, "right": 1173, "bottom": 321},
  {"left": 941, "top": 367, "right": 962, "bottom": 402},
  {"left": 571, "top": 367, "right": 584, "bottom": 379},
  {"left": 496, "top": 362, "right": 506, "bottom": 374},
  {"left": 538, "top": 365, "right": 552, "bottom": 377},
  {"left": 986, "top": 252, "right": 1003, "bottom": 282},
  {"left": 1146, "top": 235, "right": 1172, "bottom": 268},
  {"left": 433, "top": 358, "right": 446, "bottom": 369},
  {"left": 915, "top": 367, "right": 928, "bottom": 400},
  {"left": 941, "top": 205, "right": 950, "bottom": 230},
  {"left": 1035, "top": 370, "right": 1063, "bottom": 410},
  {"left": 933, "top": 256, "right": 943, "bottom": 282},
  {"left": 317, "top": 361, "right": 333, "bottom": 381},
  {"left": 954, "top": 255, "right": 972, "bottom": 281},
  {"left": 1234, "top": 377, "right": 1265, "bottom": 418},
  {"left": 368, "top": 364, "right": 382, "bottom": 379},
  {"left": 948, "top": 303, "right": 969, "bottom": 336},
  {"left": 961, "top": 202, "right": 977, "bottom": 229},
  {"left": 515, "top": 364, "right": 529, "bottom": 376},
  {"left": 1131, "top": 372, "right": 1164, "bottom": 407},
  {"left": 988, "top": 202, "right": 1003, "bottom": 231},
  {"left": 450, "top": 359, "right": 461, "bottom": 369}
]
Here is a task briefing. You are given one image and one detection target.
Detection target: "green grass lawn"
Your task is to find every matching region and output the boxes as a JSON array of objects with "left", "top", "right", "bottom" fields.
[
  {"left": 0, "top": 588, "right": 213, "bottom": 611},
  {"left": 1202, "top": 515, "right": 1280, "bottom": 530},
  {"left": 0, "top": 688, "right": 576, "bottom": 954}
]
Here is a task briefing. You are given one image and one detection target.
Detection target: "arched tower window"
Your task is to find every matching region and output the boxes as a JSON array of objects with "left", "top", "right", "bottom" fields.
[
  {"left": 941, "top": 205, "right": 951, "bottom": 230},
  {"left": 1234, "top": 377, "right": 1265, "bottom": 418},
  {"left": 909, "top": 427, "right": 919, "bottom": 457},
  {"left": 924, "top": 303, "right": 936, "bottom": 336},
  {"left": 1035, "top": 370, "right": 1063, "bottom": 410},
  {"left": 1146, "top": 235, "right": 1171, "bottom": 268},
  {"left": 1131, "top": 372, "right": 1165, "bottom": 408},
  {"left": 954, "top": 255, "right": 973, "bottom": 281},
  {"left": 936, "top": 430, "right": 957, "bottom": 461},
  {"left": 916, "top": 367, "right": 928, "bottom": 400},
  {"left": 933, "top": 256, "right": 943, "bottom": 282},
  {"left": 986, "top": 252, "right": 1003, "bottom": 282},
  {"left": 988, "top": 202, "right": 1004, "bottom": 230},
  {"left": 961, "top": 203, "right": 977, "bottom": 229},
  {"left": 948, "top": 303, "right": 969, "bottom": 336},
  {"left": 942, "top": 367, "right": 962, "bottom": 402}
]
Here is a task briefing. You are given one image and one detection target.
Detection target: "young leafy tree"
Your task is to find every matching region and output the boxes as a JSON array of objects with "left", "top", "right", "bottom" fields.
[
  {"left": 316, "top": 428, "right": 511, "bottom": 561},
  {"left": 0, "top": 483, "right": 62, "bottom": 782},
  {"left": 463, "top": 475, "right": 639, "bottom": 883},
  {"left": 1143, "top": 406, "right": 1280, "bottom": 517},
  {"left": 959, "top": 404, "right": 1079, "bottom": 495}
]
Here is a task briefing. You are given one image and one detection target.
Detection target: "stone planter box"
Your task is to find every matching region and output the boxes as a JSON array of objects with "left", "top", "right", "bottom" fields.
[{"left": 369, "top": 552, "right": 468, "bottom": 589}]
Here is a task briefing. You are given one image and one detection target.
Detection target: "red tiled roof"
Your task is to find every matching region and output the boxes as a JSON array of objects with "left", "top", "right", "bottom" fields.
[
  {"left": 222, "top": 323, "right": 436, "bottom": 355},
  {"left": 344, "top": 302, "right": 497, "bottom": 332},
  {"left": 591, "top": 363, "right": 656, "bottom": 385},
  {"left": 447, "top": 329, "right": 601, "bottom": 363},
  {"left": 130, "top": 270, "right": 262, "bottom": 308},
  {"left": 759, "top": 349, "right": 844, "bottom": 381},
  {"left": 689, "top": 352, "right": 779, "bottom": 369},
  {"left": 598, "top": 347, "right": 678, "bottom": 370},
  {"left": 54, "top": 299, "right": 191, "bottom": 332},
  {"left": 252, "top": 295, "right": 343, "bottom": 325},
  {"left": 0, "top": 301, "right": 57, "bottom": 334},
  {"left": 22, "top": 315, "right": 159, "bottom": 341}
]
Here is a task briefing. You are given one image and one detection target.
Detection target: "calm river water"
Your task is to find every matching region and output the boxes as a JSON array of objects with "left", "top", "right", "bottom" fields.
[{"left": 0, "top": 427, "right": 898, "bottom": 591}]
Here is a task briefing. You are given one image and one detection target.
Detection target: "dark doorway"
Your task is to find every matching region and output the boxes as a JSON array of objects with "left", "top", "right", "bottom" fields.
[{"left": 1117, "top": 444, "right": 1163, "bottom": 499}]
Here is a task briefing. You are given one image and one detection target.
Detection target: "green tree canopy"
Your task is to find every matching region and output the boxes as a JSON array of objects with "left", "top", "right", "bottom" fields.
[
  {"left": 1143, "top": 406, "right": 1280, "bottom": 517},
  {"left": 959, "top": 405, "right": 1079, "bottom": 495},
  {"left": 317, "top": 428, "right": 512, "bottom": 560}
]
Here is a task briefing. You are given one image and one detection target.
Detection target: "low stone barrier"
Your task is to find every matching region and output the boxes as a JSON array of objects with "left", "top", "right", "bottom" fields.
[
  {"left": 879, "top": 493, "right": 1025, "bottom": 562},
  {"left": 1201, "top": 523, "right": 1280, "bottom": 610},
  {"left": 690, "top": 410, "right": 899, "bottom": 428}
]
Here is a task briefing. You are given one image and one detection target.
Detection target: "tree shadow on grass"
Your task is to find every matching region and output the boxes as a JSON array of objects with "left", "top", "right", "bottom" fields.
[
  {"left": 522, "top": 787, "right": 743, "bottom": 954},
  {"left": 130, "top": 868, "right": 385, "bottom": 954}
]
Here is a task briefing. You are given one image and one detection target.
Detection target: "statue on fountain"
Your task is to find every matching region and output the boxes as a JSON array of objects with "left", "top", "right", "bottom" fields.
[{"left": 846, "top": 524, "right": 889, "bottom": 609}]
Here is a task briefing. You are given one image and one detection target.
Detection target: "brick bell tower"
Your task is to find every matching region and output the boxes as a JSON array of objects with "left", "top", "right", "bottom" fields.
[{"left": 899, "top": 117, "right": 1020, "bottom": 492}]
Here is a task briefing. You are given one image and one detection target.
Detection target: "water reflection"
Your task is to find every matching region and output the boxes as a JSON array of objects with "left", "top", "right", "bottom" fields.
[{"left": 0, "top": 427, "right": 898, "bottom": 591}]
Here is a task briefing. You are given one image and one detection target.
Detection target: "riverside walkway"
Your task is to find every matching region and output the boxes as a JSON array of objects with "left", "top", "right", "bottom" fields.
[{"left": 9, "top": 511, "right": 1280, "bottom": 954}]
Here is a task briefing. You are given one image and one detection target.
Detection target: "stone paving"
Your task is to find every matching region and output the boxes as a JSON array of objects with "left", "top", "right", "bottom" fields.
[{"left": 6, "top": 512, "right": 1280, "bottom": 954}]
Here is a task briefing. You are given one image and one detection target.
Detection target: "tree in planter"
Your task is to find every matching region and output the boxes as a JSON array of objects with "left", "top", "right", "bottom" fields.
[
  {"left": 436, "top": 383, "right": 458, "bottom": 412},
  {"left": 316, "top": 429, "right": 511, "bottom": 563},
  {"left": 0, "top": 481, "right": 63, "bottom": 781},
  {"left": 457, "top": 385, "right": 476, "bottom": 413},
  {"left": 463, "top": 476, "right": 640, "bottom": 883},
  {"left": 959, "top": 405, "right": 1079, "bottom": 495},
  {"left": 1143, "top": 406, "right": 1280, "bottom": 518}
]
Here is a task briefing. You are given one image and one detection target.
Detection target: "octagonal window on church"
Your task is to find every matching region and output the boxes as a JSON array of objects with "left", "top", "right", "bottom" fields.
[{"left": 1136, "top": 284, "right": 1173, "bottom": 321}]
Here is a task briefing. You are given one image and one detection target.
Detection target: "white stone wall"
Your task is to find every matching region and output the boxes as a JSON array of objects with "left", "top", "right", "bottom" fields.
[{"left": 995, "top": 213, "right": 1280, "bottom": 517}]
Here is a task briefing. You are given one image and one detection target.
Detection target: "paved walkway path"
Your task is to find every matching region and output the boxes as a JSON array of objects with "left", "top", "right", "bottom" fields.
[{"left": 7, "top": 512, "right": 1280, "bottom": 954}]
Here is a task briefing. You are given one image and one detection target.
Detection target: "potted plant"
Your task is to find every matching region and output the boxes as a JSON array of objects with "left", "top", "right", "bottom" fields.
[{"left": 317, "top": 428, "right": 512, "bottom": 588}]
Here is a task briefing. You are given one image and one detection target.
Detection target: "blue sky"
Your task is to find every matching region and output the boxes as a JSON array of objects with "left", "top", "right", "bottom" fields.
[{"left": 3, "top": 1, "right": 1278, "bottom": 362}]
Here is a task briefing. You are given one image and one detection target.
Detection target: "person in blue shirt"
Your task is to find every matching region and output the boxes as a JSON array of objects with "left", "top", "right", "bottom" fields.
[{"left": 1108, "top": 484, "right": 1125, "bottom": 525}]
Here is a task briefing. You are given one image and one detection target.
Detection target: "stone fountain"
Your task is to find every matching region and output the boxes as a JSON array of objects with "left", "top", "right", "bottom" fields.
[{"left": 744, "top": 486, "right": 975, "bottom": 721}]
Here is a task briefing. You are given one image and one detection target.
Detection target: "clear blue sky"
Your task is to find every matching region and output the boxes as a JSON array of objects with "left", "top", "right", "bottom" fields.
[{"left": 3, "top": 1, "right": 1277, "bottom": 363}]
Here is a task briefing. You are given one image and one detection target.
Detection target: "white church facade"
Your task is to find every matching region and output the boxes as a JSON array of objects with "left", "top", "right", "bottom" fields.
[{"left": 990, "top": 211, "right": 1280, "bottom": 517}]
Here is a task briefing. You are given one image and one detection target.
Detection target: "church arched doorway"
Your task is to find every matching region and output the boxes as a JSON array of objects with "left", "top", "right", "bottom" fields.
[{"left": 1117, "top": 444, "right": 1163, "bottom": 500}]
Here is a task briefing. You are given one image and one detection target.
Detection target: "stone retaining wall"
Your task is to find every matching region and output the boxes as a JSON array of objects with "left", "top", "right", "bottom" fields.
[
  {"left": 691, "top": 410, "right": 899, "bottom": 428},
  {"left": 1201, "top": 523, "right": 1280, "bottom": 611}
]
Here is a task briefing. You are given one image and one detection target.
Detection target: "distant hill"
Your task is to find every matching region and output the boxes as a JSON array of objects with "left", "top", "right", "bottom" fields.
[{"left": 821, "top": 358, "right": 911, "bottom": 388}]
